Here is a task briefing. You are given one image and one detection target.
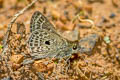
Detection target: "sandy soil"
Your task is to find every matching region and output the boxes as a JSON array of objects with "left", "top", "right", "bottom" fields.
[{"left": 0, "top": 0, "right": 120, "bottom": 80}]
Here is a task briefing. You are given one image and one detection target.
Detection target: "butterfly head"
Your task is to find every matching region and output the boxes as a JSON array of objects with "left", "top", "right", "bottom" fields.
[{"left": 68, "top": 41, "right": 79, "bottom": 54}]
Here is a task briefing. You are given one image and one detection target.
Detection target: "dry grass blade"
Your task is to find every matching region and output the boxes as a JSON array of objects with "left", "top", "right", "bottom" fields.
[{"left": 1, "top": 0, "right": 39, "bottom": 77}]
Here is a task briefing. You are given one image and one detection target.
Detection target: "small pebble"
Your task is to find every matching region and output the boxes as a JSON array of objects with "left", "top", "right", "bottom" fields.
[
  {"left": 60, "top": 15, "right": 67, "bottom": 24},
  {"left": 15, "top": 34, "right": 21, "bottom": 40},
  {"left": 10, "top": 54, "right": 24, "bottom": 64},
  {"left": 101, "top": 16, "right": 108, "bottom": 22},
  {"left": 96, "top": 16, "right": 108, "bottom": 27},
  {"left": 33, "top": 61, "right": 47, "bottom": 72},
  {"left": 109, "top": 13, "right": 116, "bottom": 18},
  {"left": 1, "top": 76, "right": 12, "bottom": 80},
  {"left": 84, "top": 5, "right": 93, "bottom": 13},
  {"left": 56, "top": 20, "right": 64, "bottom": 29},
  {"left": 0, "top": 0, "right": 3, "bottom": 8},
  {"left": 104, "top": 36, "right": 111, "bottom": 44},
  {"left": 51, "top": 10, "right": 60, "bottom": 19}
]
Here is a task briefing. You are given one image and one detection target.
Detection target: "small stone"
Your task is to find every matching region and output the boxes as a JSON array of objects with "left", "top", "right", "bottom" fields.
[
  {"left": 104, "top": 36, "right": 111, "bottom": 44},
  {"left": 109, "top": 13, "right": 116, "bottom": 18},
  {"left": 112, "top": 0, "right": 119, "bottom": 7},
  {"left": 15, "top": 34, "right": 21, "bottom": 40},
  {"left": 72, "top": 1, "right": 82, "bottom": 9},
  {"left": 84, "top": 5, "right": 93, "bottom": 13},
  {"left": 33, "top": 60, "right": 47, "bottom": 72},
  {"left": 47, "top": 63, "right": 54, "bottom": 70},
  {"left": 101, "top": 16, "right": 108, "bottom": 22},
  {"left": 10, "top": 54, "right": 24, "bottom": 64},
  {"left": 0, "top": 0, "right": 3, "bottom": 8},
  {"left": 60, "top": 15, "right": 67, "bottom": 24},
  {"left": 63, "top": 22, "right": 74, "bottom": 30},
  {"left": 56, "top": 20, "right": 64, "bottom": 29},
  {"left": 51, "top": 10, "right": 60, "bottom": 19},
  {"left": 1, "top": 76, "right": 12, "bottom": 80},
  {"left": 12, "top": 63, "right": 21, "bottom": 70}
]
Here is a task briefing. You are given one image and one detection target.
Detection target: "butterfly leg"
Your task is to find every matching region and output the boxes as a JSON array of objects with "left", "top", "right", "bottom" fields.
[
  {"left": 64, "top": 56, "right": 71, "bottom": 73},
  {"left": 37, "top": 72, "right": 45, "bottom": 80},
  {"left": 22, "top": 59, "right": 34, "bottom": 65}
]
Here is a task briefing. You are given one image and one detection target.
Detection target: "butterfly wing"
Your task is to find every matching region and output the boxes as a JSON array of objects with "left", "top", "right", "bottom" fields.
[
  {"left": 28, "top": 11, "right": 69, "bottom": 59},
  {"left": 78, "top": 34, "right": 99, "bottom": 54},
  {"left": 30, "top": 11, "right": 56, "bottom": 33}
]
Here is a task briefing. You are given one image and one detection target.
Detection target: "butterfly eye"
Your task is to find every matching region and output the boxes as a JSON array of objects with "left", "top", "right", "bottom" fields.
[
  {"left": 73, "top": 45, "right": 77, "bottom": 50},
  {"left": 45, "top": 41, "right": 50, "bottom": 45}
]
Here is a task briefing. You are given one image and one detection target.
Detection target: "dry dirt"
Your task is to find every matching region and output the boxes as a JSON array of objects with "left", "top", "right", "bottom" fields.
[{"left": 0, "top": 0, "right": 120, "bottom": 80}]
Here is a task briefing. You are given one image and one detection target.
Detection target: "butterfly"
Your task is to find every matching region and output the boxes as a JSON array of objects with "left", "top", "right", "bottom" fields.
[{"left": 28, "top": 11, "right": 99, "bottom": 60}]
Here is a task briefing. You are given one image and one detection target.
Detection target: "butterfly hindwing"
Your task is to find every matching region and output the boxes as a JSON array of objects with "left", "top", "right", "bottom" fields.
[{"left": 78, "top": 34, "right": 99, "bottom": 54}]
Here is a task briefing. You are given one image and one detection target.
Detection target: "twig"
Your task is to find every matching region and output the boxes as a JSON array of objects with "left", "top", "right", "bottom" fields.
[{"left": 1, "top": 0, "right": 39, "bottom": 77}]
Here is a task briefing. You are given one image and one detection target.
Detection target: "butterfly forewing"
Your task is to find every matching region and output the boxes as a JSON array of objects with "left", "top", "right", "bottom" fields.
[{"left": 30, "top": 11, "right": 56, "bottom": 33}]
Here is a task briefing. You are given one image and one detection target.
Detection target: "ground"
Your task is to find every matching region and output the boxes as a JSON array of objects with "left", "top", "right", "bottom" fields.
[{"left": 0, "top": 0, "right": 120, "bottom": 80}]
